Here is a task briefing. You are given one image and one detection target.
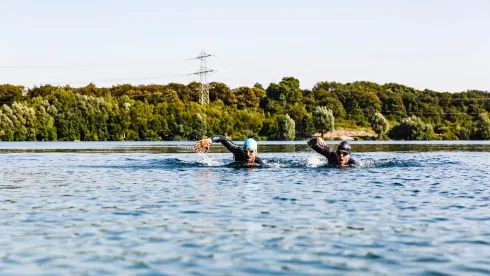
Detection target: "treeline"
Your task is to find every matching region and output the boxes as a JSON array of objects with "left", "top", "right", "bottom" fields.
[{"left": 0, "top": 77, "right": 490, "bottom": 141}]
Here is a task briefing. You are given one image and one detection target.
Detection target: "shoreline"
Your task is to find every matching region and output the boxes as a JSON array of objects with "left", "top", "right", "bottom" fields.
[{"left": 314, "top": 128, "right": 377, "bottom": 141}]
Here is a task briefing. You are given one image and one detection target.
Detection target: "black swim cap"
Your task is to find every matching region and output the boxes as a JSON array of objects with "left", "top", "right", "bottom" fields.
[{"left": 337, "top": 141, "right": 352, "bottom": 154}]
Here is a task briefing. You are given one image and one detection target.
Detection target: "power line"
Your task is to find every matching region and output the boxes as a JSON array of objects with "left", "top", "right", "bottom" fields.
[
  {"left": 0, "top": 56, "right": 201, "bottom": 87},
  {"left": 0, "top": 58, "right": 192, "bottom": 69},
  {"left": 0, "top": 73, "right": 193, "bottom": 89},
  {"left": 55, "top": 73, "right": 192, "bottom": 86}
]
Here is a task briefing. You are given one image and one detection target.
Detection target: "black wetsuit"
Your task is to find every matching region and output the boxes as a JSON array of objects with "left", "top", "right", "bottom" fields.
[
  {"left": 211, "top": 135, "right": 264, "bottom": 165},
  {"left": 307, "top": 137, "right": 358, "bottom": 167}
]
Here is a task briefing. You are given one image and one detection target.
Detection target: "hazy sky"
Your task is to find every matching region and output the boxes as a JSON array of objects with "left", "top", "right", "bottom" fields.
[{"left": 1, "top": 0, "right": 489, "bottom": 92}]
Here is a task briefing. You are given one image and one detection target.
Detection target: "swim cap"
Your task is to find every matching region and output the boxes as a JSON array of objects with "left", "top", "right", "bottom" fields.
[
  {"left": 243, "top": 138, "right": 258, "bottom": 151},
  {"left": 337, "top": 141, "right": 352, "bottom": 154}
]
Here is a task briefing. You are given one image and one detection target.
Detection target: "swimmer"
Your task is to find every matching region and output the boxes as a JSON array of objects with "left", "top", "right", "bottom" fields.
[
  {"left": 307, "top": 137, "right": 358, "bottom": 167},
  {"left": 194, "top": 135, "right": 264, "bottom": 165}
]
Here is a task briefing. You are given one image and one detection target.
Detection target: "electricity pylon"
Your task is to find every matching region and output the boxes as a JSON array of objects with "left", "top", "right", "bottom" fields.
[{"left": 189, "top": 50, "right": 214, "bottom": 105}]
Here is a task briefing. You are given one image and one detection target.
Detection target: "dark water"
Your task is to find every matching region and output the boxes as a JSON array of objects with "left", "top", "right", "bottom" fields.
[{"left": 1, "top": 141, "right": 489, "bottom": 275}]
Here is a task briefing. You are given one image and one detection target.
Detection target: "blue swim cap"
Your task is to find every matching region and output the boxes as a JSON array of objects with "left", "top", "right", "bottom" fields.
[{"left": 243, "top": 138, "right": 257, "bottom": 151}]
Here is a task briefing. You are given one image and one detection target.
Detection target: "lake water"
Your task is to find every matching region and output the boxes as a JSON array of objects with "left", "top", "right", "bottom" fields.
[{"left": 1, "top": 141, "right": 489, "bottom": 275}]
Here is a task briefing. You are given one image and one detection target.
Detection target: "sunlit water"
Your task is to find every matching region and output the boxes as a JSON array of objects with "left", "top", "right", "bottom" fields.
[{"left": 1, "top": 141, "right": 489, "bottom": 275}]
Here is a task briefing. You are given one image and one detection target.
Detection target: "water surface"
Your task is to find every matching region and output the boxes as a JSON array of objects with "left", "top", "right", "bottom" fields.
[{"left": 0, "top": 141, "right": 489, "bottom": 275}]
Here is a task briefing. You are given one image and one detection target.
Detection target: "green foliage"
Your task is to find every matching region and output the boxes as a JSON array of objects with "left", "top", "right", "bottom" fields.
[
  {"left": 0, "top": 84, "right": 24, "bottom": 104},
  {"left": 234, "top": 87, "right": 261, "bottom": 110},
  {"left": 389, "top": 115, "right": 435, "bottom": 140},
  {"left": 313, "top": 106, "right": 335, "bottom": 136},
  {"left": 284, "top": 103, "right": 312, "bottom": 139},
  {"left": 258, "top": 116, "right": 278, "bottom": 139},
  {"left": 231, "top": 109, "right": 264, "bottom": 140},
  {"left": 263, "top": 77, "right": 303, "bottom": 114},
  {"left": 295, "top": 113, "right": 315, "bottom": 138},
  {"left": 476, "top": 113, "right": 490, "bottom": 140},
  {"left": 0, "top": 106, "right": 15, "bottom": 140},
  {"left": 274, "top": 114, "right": 295, "bottom": 140},
  {"left": 0, "top": 102, "right": 36, "bottom": 141},
  {"left": 371, "top": 112, "right": 390, "bottom": 139},
  {"left": 0, "top": 78, "right": 489, "bottom": 141},
  {"left": 209, "top": 82, "right": 236, "bottom": 107},
  {"left": 30, "top": 97, "right": 57, "bottom": 141}
]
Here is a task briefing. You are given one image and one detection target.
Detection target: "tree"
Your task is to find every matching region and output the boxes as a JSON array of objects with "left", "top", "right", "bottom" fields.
[
  {"left": 263, "top": 77, "right": 303, "bottom": 114},
  {"left": 234, "top": 87, "right": 259, "bottom": 110},
  {"left": 30, "top": 97, "right": 57, "bottom": 141},
  {"left": 0, "top": 84, "right": 24, "bottom": 104},
  {"left": 476, "top": 113, "right": 490, "bottom": 140},
  {"left": 313, "top": 106, "right": 335, "bottom": 137},
  {"left": 0, "top": 102, "right": 37, "bottom": 141},
  {"left": 276, "top": 114, "right": 295, "bottom": 140},
  {"left": 129, "top": 100, "right": 158, "bottom": 140},
  {"left": 0, "top": 107, "right": 14, "bottom": 140},
  {"left": 371, "top": 112, "right": 390, "bottom": 139},
  {"left": 1, "top": 77, "right": 490, "bottom": 141},
  {"left": 232, "top": 109, "right": 264, "bottom": 140},
  {"left": 209, "top": 82, "right": 236, "bottom": 106},
  {"left": 389, "top": 115, "right": 434, "bottom": 140}
]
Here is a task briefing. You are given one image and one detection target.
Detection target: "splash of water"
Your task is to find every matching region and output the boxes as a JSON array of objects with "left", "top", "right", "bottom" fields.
[
  {"left": 196, "top": 152, "right": 222, "bottom": 166},
  {"left": 306, "top": 154, "right": 326, "bottom": 167}
]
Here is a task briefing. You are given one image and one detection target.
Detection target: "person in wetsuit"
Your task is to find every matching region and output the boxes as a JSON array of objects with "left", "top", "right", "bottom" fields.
[
  {"left": 194, "top": 135, "right": 264, "bottom": 165},
  {"left": 307, "top": 137, "right": 358, "bottom": 167}
]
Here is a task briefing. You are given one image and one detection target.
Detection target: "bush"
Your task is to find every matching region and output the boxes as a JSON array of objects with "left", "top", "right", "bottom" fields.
[
  {"left": 371, "top": 112, "right": 390, "bottom": 139},
  {"left": 389, "top": 115, "right": 434, "bottom": 140}
]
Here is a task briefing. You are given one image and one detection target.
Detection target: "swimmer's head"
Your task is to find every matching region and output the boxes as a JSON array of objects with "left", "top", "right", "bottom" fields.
[
  {"left": 337, "top": 141, "right": 352, "bottom": 154},
  {"left": 243, "top": 138, "right": 258, "bottom": 163},
  {"left": 336, "top": 141, "right": 352, "bottom": 166},
  {"left": 243, "top": 138, "right": 258, "bottom": 151}
]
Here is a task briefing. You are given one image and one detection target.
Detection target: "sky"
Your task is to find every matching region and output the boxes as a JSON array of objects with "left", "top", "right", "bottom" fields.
[{"left": 0, "top": 0, "right": 489, "bottom": 92}]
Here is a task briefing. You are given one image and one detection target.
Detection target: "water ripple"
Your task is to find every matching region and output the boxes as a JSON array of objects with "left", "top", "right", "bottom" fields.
[{"left": 0, "top": 150, "right": 489, "bottom": 275}]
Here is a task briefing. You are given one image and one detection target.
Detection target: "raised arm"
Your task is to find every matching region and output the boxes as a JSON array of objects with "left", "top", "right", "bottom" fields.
[
  {"left": 210, "top": 135, "right": 240, "bottom": 152},
  {"left": 194, "top": 135, "right": 240, "bottom": 153},
  {"left": 307, "top": 137, "right": 334, "bottom": 157}
]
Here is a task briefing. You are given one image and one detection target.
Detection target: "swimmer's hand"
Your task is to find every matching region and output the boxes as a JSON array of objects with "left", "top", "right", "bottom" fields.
[
  {"left": 316, "top": 137, "right": 328, "bottom": 148},
  {"left": 194, "top": 138, "right": 212, "bottom": 153},
  {"left": 308, "top": 137, "right": 328, "bottom": 148}
]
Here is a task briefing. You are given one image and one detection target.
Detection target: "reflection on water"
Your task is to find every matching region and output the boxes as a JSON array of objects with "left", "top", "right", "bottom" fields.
[{"left": 0, "top": 143, "right": 489, "bottom": 275}]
